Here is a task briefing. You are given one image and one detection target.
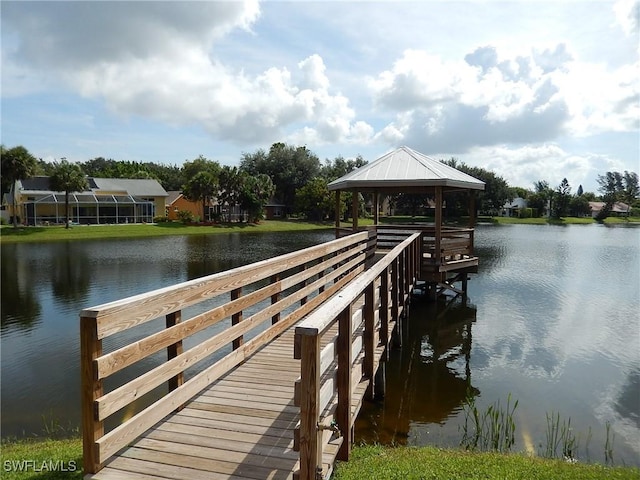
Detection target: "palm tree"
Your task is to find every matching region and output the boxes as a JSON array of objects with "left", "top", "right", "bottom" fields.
[
  {"left": 182, "top": 171, "right": 217, "bottom": 222},
  {"left": 50, "top": 159, "right": 88, "bottom": 229},
  {"left": 1, "top": 145, "right": 38, "bottom": 227}
]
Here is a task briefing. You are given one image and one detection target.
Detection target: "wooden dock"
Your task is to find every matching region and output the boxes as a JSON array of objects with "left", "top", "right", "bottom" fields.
[{"left": 81, "top": 227, "right": 474, "bottom": 480}]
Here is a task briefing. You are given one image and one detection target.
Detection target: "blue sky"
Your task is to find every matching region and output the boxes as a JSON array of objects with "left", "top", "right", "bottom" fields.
[{"left": 2, "top": 0, "right": 638, "bottom": 193}]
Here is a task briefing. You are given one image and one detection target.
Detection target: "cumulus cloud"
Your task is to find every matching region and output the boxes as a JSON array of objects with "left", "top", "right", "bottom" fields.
[
  {"left": 459, "top": 144, "right": 619, "bottom": 192},
  {"left": 614, "top": 0, "right": 640, "bottom": 36},
  {"left": 369, "top": 44, "right": 637, "bottom": 155},
  {"left": 1, "top": 1, "right": 371, "bottom": 147}
]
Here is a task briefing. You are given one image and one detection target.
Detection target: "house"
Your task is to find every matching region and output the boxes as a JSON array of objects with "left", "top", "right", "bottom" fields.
[
  {"left": 165, "top": 191, "right": 248, "bottom": 223},
  {"left": 501, "top": 197, "right": 528, "bottom": 217},
  {"left": 588, "top": 201, "right": 630, "bottom": 218},
  {"left": 264, "top": 202, "right": 286, "bottom": 220},
  {"left": 165, "top": 191, "right": 203, "bottom": 221},
  {"left": 6, "top": 176, "right": 168, "bottom": 225}
]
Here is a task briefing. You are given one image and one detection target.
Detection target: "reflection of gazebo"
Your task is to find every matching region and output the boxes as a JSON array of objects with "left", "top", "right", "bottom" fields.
[
  {"left": 355, "top": 299, "right": 478, "bottom": 444},
  {"left": 328, "top": 146, "right": 485, "bottom": 292}
]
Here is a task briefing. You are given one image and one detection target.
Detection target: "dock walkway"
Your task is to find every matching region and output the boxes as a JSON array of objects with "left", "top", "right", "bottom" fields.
[{"left": 81, "top": 228, "right": 472, "bottom": 480}]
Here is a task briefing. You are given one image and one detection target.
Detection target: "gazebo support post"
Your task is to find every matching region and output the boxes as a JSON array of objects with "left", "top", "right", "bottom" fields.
[
  {"left": 468, "top": 190, "right": 476, "bottom": 227},
  {"left": 334, "top": 190, "right": 341, "bottom": 236},
  {"left": 351, "top": 190, "right": 359, "bottom": 232},
  {"left": 373, "top": 191, "right": 380, "bottom": 225},
  {"left": 435, "top": 186, "right": 442, "bottom": 267}
]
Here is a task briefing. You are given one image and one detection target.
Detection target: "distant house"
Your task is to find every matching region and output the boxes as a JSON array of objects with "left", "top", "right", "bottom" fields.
[
  {"left": 588, "top": 201, "right": 630, "bottom": 218},
  {"left": 165, "top": 191, "right": 203, "bottom": 221},
  {"left": 165, "top": 191, "right": 247, "bottom": 223},
  {"left": 265, "top": 202, "right": 286, "bottom": 220},
  {"left": 501, "top": 197, "right": 527, "bottom": 217},
  {"left": 7, "top": 176, "right": 168, "bottom": 225}
]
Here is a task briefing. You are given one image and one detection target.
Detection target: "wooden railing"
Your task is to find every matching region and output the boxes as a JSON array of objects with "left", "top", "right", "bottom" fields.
[
  {"left": 293, "top": 232, "right": 422, "bottom": 480},
  {"left": 337, "top": 224, "right": 475, "bottom": 265},
  {"left": 80, "top": 231, "right": 374, "bottom": 475}
]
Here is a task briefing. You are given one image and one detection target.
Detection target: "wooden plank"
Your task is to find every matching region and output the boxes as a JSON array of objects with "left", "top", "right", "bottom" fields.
[
  {"left": 175, "top": 407, "right": 297, "bottom": 430},
  {"left": 141, "top": 431, "right": 297, "bottom": 462},
  {"left": 164, "top": 412, "right": 294, "bottom": 439},
  {"left": 120, "top": 446, "right": 292, "bottom": 480}
]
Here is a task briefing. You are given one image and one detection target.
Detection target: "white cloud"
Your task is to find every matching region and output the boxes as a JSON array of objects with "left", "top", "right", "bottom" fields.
[
  {"left": 459, "top": 144, "right": 622, "bottom": 192},
  {"left": 614, "top": 0, "right": 640, "bottom": 36}
]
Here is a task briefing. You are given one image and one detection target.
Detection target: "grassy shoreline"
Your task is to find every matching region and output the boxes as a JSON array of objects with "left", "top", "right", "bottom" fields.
[
  {"left": 1, "top": 216, "right": 638, "bottom": 244},
  {"left": 1, "top": 438, "right": 638, "bottom": 480}
]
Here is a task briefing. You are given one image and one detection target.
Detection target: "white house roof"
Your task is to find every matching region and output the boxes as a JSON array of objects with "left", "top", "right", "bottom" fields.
[
  {"left": 328, "top": 146, "right": 485, "bottom": 191},
  {"left": 17, "top": 176, "right": 168, "bottom": 197}
]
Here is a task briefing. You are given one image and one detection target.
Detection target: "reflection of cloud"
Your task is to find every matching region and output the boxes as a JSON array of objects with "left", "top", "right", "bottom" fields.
[{"left": 615, "top": 368, "right": 640, "bottom": 429}]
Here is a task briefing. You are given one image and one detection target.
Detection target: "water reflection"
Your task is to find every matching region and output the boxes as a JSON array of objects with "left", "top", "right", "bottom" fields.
[
  {"left": 355, "top": 296, "right": 478, "bottom": 444},
  {"left": 50, "top": 242, "right": 91, "bottom": 304},
  {"left": 0, "top": 244, "right": 42, "bottom": 332}
]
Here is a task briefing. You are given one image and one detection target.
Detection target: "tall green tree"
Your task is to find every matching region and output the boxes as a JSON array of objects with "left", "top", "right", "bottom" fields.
[
  {"left": 294, "top": 177, "right": 334, "bottom": 221},
  {"left": 440, "top": 158, "right": 511, "bottom": 215},
  {"left": 182, "top": 155, "right": 221, "bottom": 180},
  {"left": 239, "top": 173, "right": 275, "bottom": 222},
  {"left": 182, "top": 171, "right": 217, "bottom": 222},
  {"left": 596, "top": 170, "right": 639, "bottom": 218},
  {"left": 527, "top": 180, "right": 554, "bottom": 217},
  {"left": 552, "top": 178, "right": 571, "bottom": 219},
  {"left": 218, "top": 166, "right": 243, "bottom": 222},
  {"left": 240, "top": 143, "right": 320, "bottom": 214},
  {"left": 569, "top": 194, "right": 591, "bottom": 217},
  {"left": 50, "top": 159, "right": 89, "bottom": 229},
  {"left": 1, "top": 145, "right": 38, "bottom": 227}
]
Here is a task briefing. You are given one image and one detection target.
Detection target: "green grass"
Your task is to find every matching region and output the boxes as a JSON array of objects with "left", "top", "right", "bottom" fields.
[
  {"left": 488, "top": 216, "right": 640, "bottom": 225},
  {"left": 0, "top": 438, "right": 82, "bottom": 480},
  {"left": 3, "top": 439, "right": 637, "bottom": 480},
  {"left": 3, "top": 216, "right": 636, "bottom": 244},
  {"left": 334, "top": 444, "right": 640, "bottom": 480},
  {"left": 0, "top": 219, "right": 335, "bottom": 244}
]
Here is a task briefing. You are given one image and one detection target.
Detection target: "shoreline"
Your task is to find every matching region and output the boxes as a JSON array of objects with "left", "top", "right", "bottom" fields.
[{"left": 1, "top": 216, "right": 638, "bottom": 245}]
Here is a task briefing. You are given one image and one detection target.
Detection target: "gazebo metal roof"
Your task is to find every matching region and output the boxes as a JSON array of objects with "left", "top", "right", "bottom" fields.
[{"left": 328, "top": 146, "right": 485, "bottom": 191}]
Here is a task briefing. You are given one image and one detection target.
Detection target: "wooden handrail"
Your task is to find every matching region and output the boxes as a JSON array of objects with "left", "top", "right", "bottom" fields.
[
  {"left": 80, "top": 231, "right": 372, "bottom": 475},
  {"left": 293, "top": 233, "right": 421, "bottom": 480}
]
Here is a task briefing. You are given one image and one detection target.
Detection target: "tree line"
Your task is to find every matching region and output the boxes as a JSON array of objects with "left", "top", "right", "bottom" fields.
[{"left": 2, "top": 143, "right": 638, "bottom": 228}]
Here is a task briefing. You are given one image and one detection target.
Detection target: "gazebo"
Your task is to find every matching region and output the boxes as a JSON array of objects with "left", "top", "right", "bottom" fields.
[{"left": 328, "top": 146, "right": 485, "bottom": 294}]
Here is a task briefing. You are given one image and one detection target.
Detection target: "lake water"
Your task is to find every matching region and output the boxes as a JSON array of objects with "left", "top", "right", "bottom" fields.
[{"left": 1, "top": 225, "right": 638, "bottom": 465}]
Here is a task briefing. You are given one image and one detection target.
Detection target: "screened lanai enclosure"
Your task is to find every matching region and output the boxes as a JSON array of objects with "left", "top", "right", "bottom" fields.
[
  {"left": 9, "top": 177, "right": 168, "bottom": 226},
  {"left": 23, "top": 193, "right": 156, "bottom": 225}
]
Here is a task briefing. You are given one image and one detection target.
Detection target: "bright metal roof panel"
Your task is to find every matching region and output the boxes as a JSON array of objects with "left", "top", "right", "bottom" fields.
[{"left": 328, "top": 146, "right": 485, "bottom": 191}]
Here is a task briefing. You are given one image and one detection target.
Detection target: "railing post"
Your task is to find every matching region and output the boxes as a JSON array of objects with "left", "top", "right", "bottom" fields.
[
  {"left": 301, "top": 264, "right": 308, "bottom": 306},
  {"left": 399, "top": 250, "right": 406, "bottom": 307},
  {"left": 337, "top": 305, "right": 353, "bottom": 460},
  {"left": 391, "top": 258, "right": 401, "bottom": 348},
  {"left": 271, "top": 274, "right": 281, "bottom": 324},
  {"left": 380, "top": 268, "right": 389, "bottom": 357},
  {"left": 298, "top": 330, "right": 322, "bottom": 480},
  {"left": 231, "top": 287, "right": 243, "bottom": 349},
  {"left": 81, "top": 316, "right": 103, "bottom": 475},
  {"left": 363, "top": 283, "right": 375, "bottom": 400},
  {"left": 166, "top": 311, "right": 184, "bottom": 393}
]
